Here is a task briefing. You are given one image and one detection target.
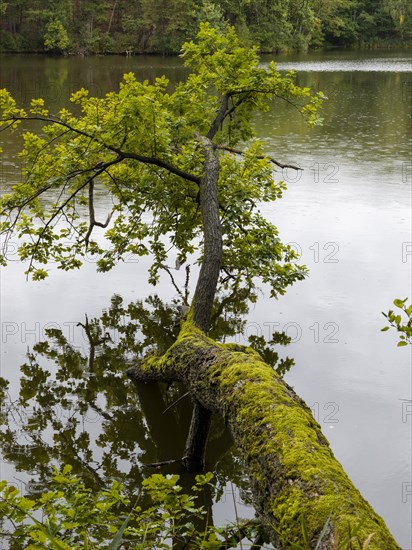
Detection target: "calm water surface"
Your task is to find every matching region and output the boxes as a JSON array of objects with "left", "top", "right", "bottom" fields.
[{"left": 0, "top": 50, "right": 411, "bottom": 547}]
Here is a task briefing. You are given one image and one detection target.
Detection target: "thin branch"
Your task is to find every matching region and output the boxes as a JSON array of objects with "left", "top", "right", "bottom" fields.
[
  {"left": 104, "top": 168, "right": 127, "bottom": 203},
  {"left": 84, "top": 180, "right": 114, "bottom": 246},
  {"left": 162, "top": 391, "right": 190, "bottom": 415},
  {"left": 220, "top": 266, "right": 237, "bottom": 284},
  {"left": 0, "top": 121, "right": 17, "bottom": 133},
  {"left": 143, "top": 458, "right": 183, "bottom": 468},
  {"left": 77, "top": 314, "right": 109, "bottom": 348},
  {"left": 206, "top": 85, "right": 307, "bottom": 143},
  {"left": 112, "top": 149, "right": 201, "bottom": 184},
  {"left": 60, "top": 208, "right": 82, "bottom": 237},
  {"left": 160, "top": 263, "right": 187, "bottom": 303},
  {"left": 229, "top": 87, "right": 304, "bottom": 115},
  {"left": 224, "top": 93, "right": 249, "bottom": 121},
  {"left": 26, "top": 155, "right": 123, "bottom": 277},
  {"left": 27, "top": 129, "right": 71, "bottom": 174},
  {"left": 216, "top": 145, "right": 302, "bottom": 171},
  {"left": 1, "top": 115, "right": 201, "bottom": 184},
  {"left": 0, "top": 161, "right": 116, "bottom": 223},
  {"left": 232, "top": 492, "right": 243, "bottom": 548},
  {"left": 184, "top": 264, "right": 191, "bottom": 305}
]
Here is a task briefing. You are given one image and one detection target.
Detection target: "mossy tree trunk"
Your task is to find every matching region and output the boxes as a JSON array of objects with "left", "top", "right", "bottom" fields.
[{"left": 128, "top": 322, "right": 401, "bottom": 549}]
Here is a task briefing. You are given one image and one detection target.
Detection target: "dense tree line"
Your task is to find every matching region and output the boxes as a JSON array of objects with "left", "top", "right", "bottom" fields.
[{"left": 0, "top": 0, "right": 410, "bottom": 54}]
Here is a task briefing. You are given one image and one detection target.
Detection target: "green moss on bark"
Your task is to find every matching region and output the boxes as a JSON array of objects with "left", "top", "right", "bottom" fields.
[{"left": 128, "top": 319, "right": 401, "bottom": 549}]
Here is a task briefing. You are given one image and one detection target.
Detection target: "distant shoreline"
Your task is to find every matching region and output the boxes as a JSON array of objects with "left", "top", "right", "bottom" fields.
[{"left": 1, "top": 41, "right": 411, "bottom": 57}]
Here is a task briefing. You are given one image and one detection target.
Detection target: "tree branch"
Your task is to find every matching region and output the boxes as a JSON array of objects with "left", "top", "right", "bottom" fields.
[
  {"left": 84, "top": 180, "right": 114, "bottom": 246},
  {"left": 160, "top": 262, "right": 188, "bottom": 304},
  {"left": 216, "top": 145, "right": 302, "bottom": 170},
  {"left": 207, "top": 92, "right": 230, "bottom": 140},
  {"left": 128, "top": 327, "right": 401, "bottom": 549},
  {"left": 1, "top": 161, "right": 117, "bottom": 222},
  {"left": 1, "top": 115, "right": 201, "bottom": 185},
  {"left": 206, "top": 85, "right": 308, "bottom": 144},
  {"left": 224, "top": 93, "right": 249, "bottom": 121},
  {"left": 111, "top": 149, "right": 201, "bottom": 184}
]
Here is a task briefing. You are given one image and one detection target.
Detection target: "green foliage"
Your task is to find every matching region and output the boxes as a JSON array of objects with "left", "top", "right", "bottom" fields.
[
  {"left": 383, "top": 0, "right": 412, "bottom": 39},
  {"left": 196, "top": 1, "right": 228, "bottom": 32},
  {"left": 0, "top": 0, "right": 410, "bottom": 54},
  {"left": 381, "top": 298, "right": 412, "bottom": 346},
  {"left": 0, "top": 30, "right": 28, "bottom": 52},
  {"left": 44, "top": 19, "right": 70, "bottom": 53},
  {"left": 315, "top": 0, "right": 412, "bottom": 45},
  {"left": 0, "top": 465, "right": 260, "bottom": 548},
  {"left": 0, "top": 25, "right": 321, "bottom": 302}
]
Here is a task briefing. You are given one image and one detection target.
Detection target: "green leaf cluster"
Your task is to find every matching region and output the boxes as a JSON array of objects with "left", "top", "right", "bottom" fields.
[
  {"left": 44, "top": 19, "right": 70, "bottom": 53},
  {"left": 381, "top": 298, "right": 412, "bottom": 346},
  {"left": 0, "top": 466, "right": 260, "bottom": 549}
]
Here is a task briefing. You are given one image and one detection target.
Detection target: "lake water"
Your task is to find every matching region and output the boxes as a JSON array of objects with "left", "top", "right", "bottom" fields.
[{"left": 0, "top": 50, "right": 411, "bottom": 548}]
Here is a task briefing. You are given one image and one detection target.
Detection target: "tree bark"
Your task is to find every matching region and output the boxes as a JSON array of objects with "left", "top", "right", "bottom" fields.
[
  {"left": 192, "top": 138, "right": 222, "bottom": 333},
  {"left": 183, "top": 137, "right": 222, "bottom": 470},
  {"left": 128, "top": 323, "right": 401, "bottom": 549}
]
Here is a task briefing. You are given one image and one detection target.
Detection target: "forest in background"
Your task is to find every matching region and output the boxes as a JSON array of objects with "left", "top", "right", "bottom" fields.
[{"left": 0, "top": 0, "right": 411, "bottom": 55}]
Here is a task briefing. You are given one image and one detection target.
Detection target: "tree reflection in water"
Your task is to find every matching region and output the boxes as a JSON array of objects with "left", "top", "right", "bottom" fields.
[{"left": 0, "top": 291, "right": 293, "bottom": 526}]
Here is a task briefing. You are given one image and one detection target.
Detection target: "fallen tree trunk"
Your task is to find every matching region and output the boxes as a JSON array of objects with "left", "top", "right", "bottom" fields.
[{"left": 128, "top": 318, "right": 400, "bottom": 549}]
